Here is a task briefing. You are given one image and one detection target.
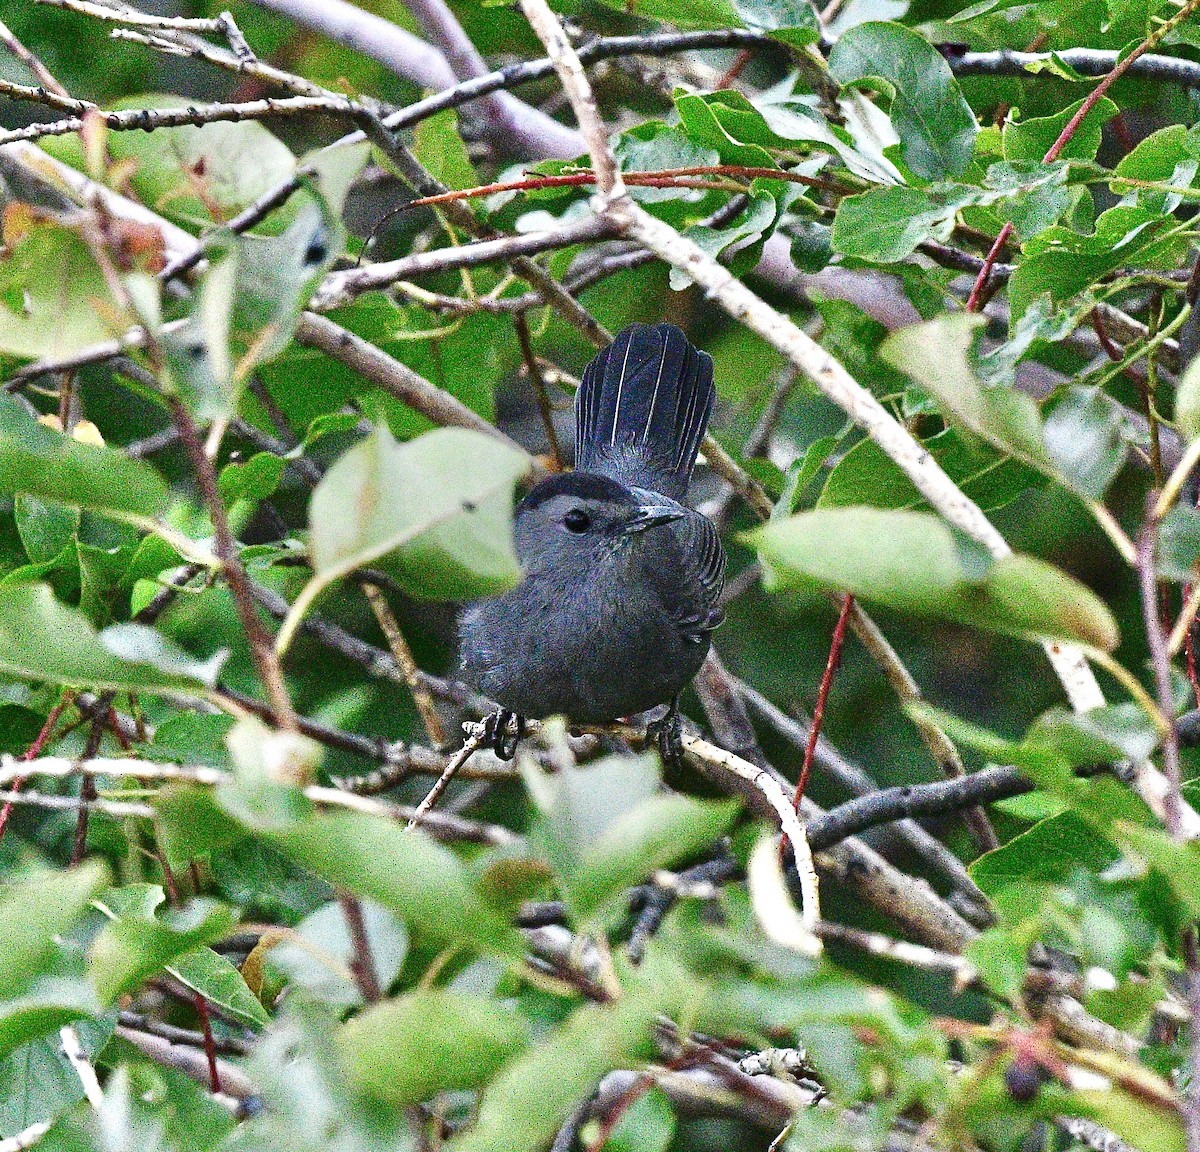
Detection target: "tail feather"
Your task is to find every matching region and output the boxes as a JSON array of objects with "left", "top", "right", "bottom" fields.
[{"left": 575, "top": 323, "right": 714, "bottom": 499}]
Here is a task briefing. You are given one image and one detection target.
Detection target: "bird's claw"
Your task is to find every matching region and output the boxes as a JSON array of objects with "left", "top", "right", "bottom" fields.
[
  {"left": 483, "top": 709, "right": 525, "bottom": 760},
  {"left": 647, "top": 699, "right": 684, "bottom": 769}
]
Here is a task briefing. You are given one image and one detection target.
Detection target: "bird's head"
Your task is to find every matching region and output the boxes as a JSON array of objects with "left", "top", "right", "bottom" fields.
[{"left": 513, "top": 472, "right": 683, "bottom": 571}]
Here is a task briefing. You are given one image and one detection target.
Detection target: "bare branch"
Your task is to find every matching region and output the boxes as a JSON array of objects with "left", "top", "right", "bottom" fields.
[
  {"left": 807, "top": 768, "right": 1032, "bottom": 851},
  {"left": 310, "top": 216, "right": 618, "bottom": 311},
  {"left": 291, "top": 313, "right": 539, "bottom": 458},
  {"left": 250, "top": 0, "right": 582, "bottom": 158},
  {"left": 0, "top": 93, "right": 373, "bottom": 149},
  {"left": 0, "top": 15, "right": 69, "bottom": 95}
]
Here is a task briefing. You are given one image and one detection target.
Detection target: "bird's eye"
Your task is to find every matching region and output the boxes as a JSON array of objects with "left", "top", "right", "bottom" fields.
[{"left": 563, "top": 508, "right": 591, "bottom": 533}]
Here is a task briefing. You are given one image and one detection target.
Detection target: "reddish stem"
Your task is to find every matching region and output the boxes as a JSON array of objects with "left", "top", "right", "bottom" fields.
[
  {"left": 70, "top": 717, "right": 105, "bottom": 867},
  {"left": 0, "top": 695, "right": 72, "bottom": 846},
  {"left": 794, "top": 594, "right": 855, "bottom": 811},
  {"left": 405, "top": 163, "right": 844, "bottom": 211},
  {"left": 968, "top": 5, "right": 1196, "bottom": 313},
  {"left": 1091, "top": 308, "right": 1123, "bottom": 361},
  {"left": 966, "top": 222, "right": 1013, "bottom": 313},
  {"left": 1187, "top": 624, "right": 1200, "bottom": 710},
  {"left": 193, "top": 992, "right": 222, "bottom": 1094},
  {"left": 1188, "top": 493, "right": 1200, "bottom": 711},
  {"left": 105, "top": 706, "right": 133, "bottom": 752},
  {"left": 717, "top": 48, "right": 753, "bottom": 88}
]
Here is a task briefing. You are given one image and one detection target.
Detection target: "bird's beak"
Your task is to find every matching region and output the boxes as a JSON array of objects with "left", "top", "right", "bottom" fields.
[{"left": 623, "top": 501, "right": 685, "bottom": 534}]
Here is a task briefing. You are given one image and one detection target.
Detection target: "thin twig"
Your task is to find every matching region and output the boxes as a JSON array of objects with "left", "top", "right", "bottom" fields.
[
  {"left": 794, "top": 594, "right": 853, "bottom": 809},
  {"left": 339, "top": 894, "right": 382, "bottom": 1002},
  {"left": 514, "top": 313, "right": 564, "bottom": 471},
  {"left": 59, "top": 1025, "right": 103, "bottom": 1108},
  {"left": 806, "top": 767, "right": 1033, "bottom": 851},
  {"left": 310, "top": 216, "right": 617, "bottom": 311},
  {"left": 167, "top": 396, "right": 299, "bottom": 731},
  {"left": 406, "top": 726, "right": 487, "bottom": 830},
  {"left": 361, "top": 582, "right": 450, "bottom": 749},
  {"left": 0, "top": 92, "right": 373, "bottom": 149},
  {"left": 0, "top": 15, "right": 69, "bottom": 94},
  {"left": 70, "top": 716, "right": 106, "bottom": 866},
  {"left": 681, "top": 733, "right": 821, "bottom": 938}
]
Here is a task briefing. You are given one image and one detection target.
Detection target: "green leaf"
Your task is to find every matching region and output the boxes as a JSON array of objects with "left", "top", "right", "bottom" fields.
[
  {"left": 731, "top": 0, "right": 820, "bottom": 43},
  {"left": 1039, "top": 387, "right": 1130, "bottom": 501},
  {"left": 600, "top": 1086, "right": 676, "bottom": 1152},
  {"left": 43, "top": 95, "right": 298, "bottom": 232},
  {"left": 616, "top": 121, "right": 721, "bottom": 206},
  {"left": 451, "top": 954, "right": 689, "bottom": 1152},
  {"left": 155, "top": 784, "right": 245, "bottom": 871},
  {"left": 0, "top": 862, "right": 108, "bottom": 1000},
  {"left": 266, "top": 812, "right": 523, "bottom": 956},
  {"left": 753, "top": 507, "right": 1119, "bottom": 650},
  {"left": 525, "top": 749, "right": 661, "bottom": 876},
  {"left": 568, "top": 794, "right": 740, "bottom": 922},
  {"left": 171, "top": 946, "right": 270, "bottom": 1028},
  {"left": 828, "top": 22, "right": 977, "bottom": 180},
  {"left": 1003, "top": 97, "right": 1119, "bottom": 163},
  {"left": 1112, "top": 123, "right": 1200, "bottom": 213},
  {"left": 267, "top": 898, "right": 407, "bottom": 1008},
  {"left": 819, "top": 428, "right": 1037, "bottom": 514},
  {"left": 338, "top": 990, "right": 528, "bottom": 1106},
  {"left": 40, "top": 1064, "right": 236, "bottom": 1152},
  {"left": 0, "top": 218, "right": 117, "bottom": 360},
  {"left": 674, "top": 91, "right": 779, "bottom": 170},
  {"left": 308, "top": 425, "right": 530, "bottom": 600},
  {"left": 970, "top": 812, "right": 1120, "bottom": 898},
  {"left": 1112, "top": 823, "right": 1200, "bottom": 921},
  {"left": 0, "top": 393, "right": 170, "bottom": 522},
  {"left": 1175, "top": 356, "right": 1200, "bottom": 444},
  {"left": 832, "top": 185, "right": 973, "bottom": 263},
  {"left": 89, "top": 885, "right": 238, "bottom": 1004},
  {"left": 1007, "top": 204, "right": 1187, "bottom": 324},
  {"left": 0, "top": 1017, "right": 116, "bottom": 1136},
  {"left": 218, "top": 451, "right": 286, "bottom": 505},
  {"left": 1159, "top": 505, "right": 1200, "bottom": 582},
  {"left": 1025, "top": 704, "right": 1159, "bottom": 765},
  {"left": 588, "top": 0, "right": 740, "bottom": 30},
  {"left": 97, "top": 622, "right": 226, "bottom": 687},
  {"left": 1072, "top": 1088, "right": 1185, "bottom": 1152},
  {"left": 882, "top": 314, "right": 1129, "bottom": 500},
  {"left": 413, "top": 109, "right": 478, "bottom": 192},
  {"left": 987, "top": 161, "right": 1073, "bottom": 241},
  {"left": 238, "top": 1000, "right": 413, "bottom": 1150},
  {"left": 0, "top": 982, "right": 102, "bottom": 1064},
  {"left": 164, "top": 194, "right": 347, "bottom": 419},
  {"left": 881, "top": 314, "right": 1049, "bottom": 464},
  {"left": 964, "top": 927, "right": 1028, "bottom": 999},
  {"left": 15, "top": 496, "right": 78, "bottom": 567}
]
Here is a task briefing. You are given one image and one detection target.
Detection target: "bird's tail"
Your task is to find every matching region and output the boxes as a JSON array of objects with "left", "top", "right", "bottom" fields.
[{"left": 574, "top": 323, "right": 715, "bottom": 500}]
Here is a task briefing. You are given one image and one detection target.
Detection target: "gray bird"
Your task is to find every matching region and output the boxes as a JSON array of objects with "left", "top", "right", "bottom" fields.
[{"left": 458, "top": 323, "right": 725, "bottom": 757}]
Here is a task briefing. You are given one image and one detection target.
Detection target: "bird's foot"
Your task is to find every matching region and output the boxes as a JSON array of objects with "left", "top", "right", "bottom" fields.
[
  {"left": 483, "top": 708, "right": 525, "bottom": 760},
  {"left": 646, "top": 698, "right": 684, "bottom": 769}
]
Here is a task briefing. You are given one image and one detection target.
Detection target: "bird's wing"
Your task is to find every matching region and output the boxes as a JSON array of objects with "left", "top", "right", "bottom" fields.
[{"left": 663, "top": 510, "right": 726, "bottom": 635}]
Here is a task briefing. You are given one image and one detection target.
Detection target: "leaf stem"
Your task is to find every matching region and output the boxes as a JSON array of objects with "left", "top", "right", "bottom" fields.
[{"left": 1081, "top": 645, "right": 1171, "bottom": 736}]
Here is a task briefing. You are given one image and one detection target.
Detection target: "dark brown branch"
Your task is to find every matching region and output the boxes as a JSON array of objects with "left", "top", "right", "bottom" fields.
[{"left": 806, "top": 767, "right": 1032, "bottom": 851}]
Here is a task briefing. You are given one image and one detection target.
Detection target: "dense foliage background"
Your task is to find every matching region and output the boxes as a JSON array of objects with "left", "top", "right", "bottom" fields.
[{"left": 6, "top": 0, "right": 1200, "bottom": 1149}]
